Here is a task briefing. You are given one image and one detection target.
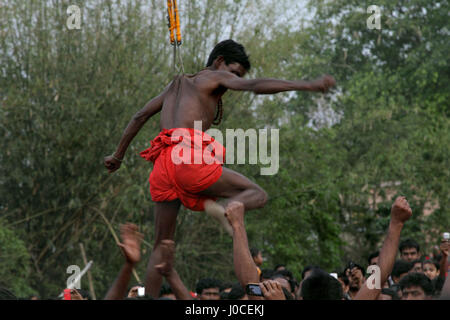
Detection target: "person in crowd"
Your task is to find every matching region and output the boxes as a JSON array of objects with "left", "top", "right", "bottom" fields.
[
  {"left": 391, "top": 260, "right": 413, "bottom": 284},
  {"left": 423, "top": 260, "right": 440, "bottom": 281},
  {"left": 410, "top": 259, "right": 423, "bottom": 274},
  {"left": 299, "top": 268, "right": 343, "bottom": 300},
  {"left": 195, "top": 278, "right": 222, "bottom": 300},
  {"left": 367, "top": 251, "right": 379, "bottom": 266},
  {"left": 273, "top": 264, "right": 287, "bottom": 272},
  {"left": 159, "top": 283, "right": 176, "bottom": 300},
  {"left": 250, "top": 247, "right": 264, "bottom": 278},
  {"left": 354, "top": 196, "right": 412, "bottom": 300},
  {"left": 104, "top": 223, "right": 145, "bottom": 300},
  {"left": 345, "top": 263, "right": 365, "bottom": 299},
  {"left": 224, "top": 282, "right": 248, "bottom": 300},
  {"left": 399, "top": 272, "right": 434, "bottom": 300},
  {"left": 399, "top": 238, "right": 421, "bottom": 262},
  {"left": 337, "top": 272, "right": 350, "bottom": 300},
  {"left": 260, "top": 269, "right": 274, "bottom": 282}
]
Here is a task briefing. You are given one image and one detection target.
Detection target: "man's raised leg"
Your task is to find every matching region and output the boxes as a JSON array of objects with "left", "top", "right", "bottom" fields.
[
  {"left": 201, "top": 167, "right": 268, "bottom": 235},
  {"left": 144, "top": 199, "right": 181, "bottom": 298}
]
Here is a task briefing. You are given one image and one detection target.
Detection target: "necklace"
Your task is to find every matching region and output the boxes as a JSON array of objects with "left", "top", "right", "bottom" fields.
[{"left": 213, "top": 98, "right": 223, "bottom": 125}]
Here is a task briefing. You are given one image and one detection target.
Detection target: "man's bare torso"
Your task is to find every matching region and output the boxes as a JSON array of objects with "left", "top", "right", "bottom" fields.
[{"left": 159, "top": 69, "right": 226, "bottom": 131}]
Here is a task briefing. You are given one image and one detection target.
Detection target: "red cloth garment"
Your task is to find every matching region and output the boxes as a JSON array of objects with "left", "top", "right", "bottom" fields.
[{"left": 140, "top": 128, "right": 225, "bottom": 211}]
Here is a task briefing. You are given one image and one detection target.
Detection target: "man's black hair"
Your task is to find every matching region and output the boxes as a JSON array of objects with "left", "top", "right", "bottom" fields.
[
  {"left": 159, "top": 282, "right": 173, "bottom": 297},
  {"left": 399, "top": 272, "right": 434, "bottom": 297},
  {"left": 423, "top": 259, "right": 440, "bottom": 270},
  {"left": 195, "top": 278, "right": 222, "bottom": 295},
  {"left": 399, "top": 238, "right": 420, "bottom": 253},
  {"left": 300, "top": 269, "right": 343, "bottom": 300},
  {"left": 273, "top": 264, "right": 286, "bottom": 271},
  {"left": 272, "top": 269, "right": 296, "bottom": 293},
  {"left": 301, "top": 265, "right": 320, "bottom": 280},
  {"left": 250, "top": 247, "right": 260, "bottom": 258},
  {"left": 392, "top": 260, "right": 413, "bottom": 279},
  {"left": 226, "top": 283, "right": 246, "bottom": 300},
  {"left": 76, "top": 288, "right": 92, "bottom": 300},
  {"left": 338, "top": 272, "right": 349, "bottom": 286},
  {"left": 206, "top": 39, "right": 251, "bottom": 71},
  {"left": 219, "top": 281, "right": 233, "bottom": 292},
  {"left": 367, "top": 251, "right": 379, "bottom": 265},
  {"left": 260, "top": 268, "right": 274, "bottom": 280},
  {"left": 381, "top": 288, "right": 400, "bottom": 300}
]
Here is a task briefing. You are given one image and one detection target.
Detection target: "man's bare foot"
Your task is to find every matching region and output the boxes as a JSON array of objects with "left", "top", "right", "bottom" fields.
[
  {"left": 204, "top": 199, "right": 233, "bottom": 236},
  {"left": 224, "top": 201, "right": 245, "bottom": 230},
  {"left": 155, "top": 240, "right": 175, "bottom": 276}
]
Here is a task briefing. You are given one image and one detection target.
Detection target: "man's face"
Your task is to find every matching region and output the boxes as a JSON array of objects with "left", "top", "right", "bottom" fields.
[
  {"left": 401, "top": 247, "right": 419, "bottom": 262},
  {"left": 369, "top": 256, "right": 379, "bottom": 266},
  {"left": 219, "top": 60, "right": 247, "bottom": 78},
  {"left": 423, "top": 263, "right": 439, "bottom": 280},
  {"left": 199, "top": 287, "right": 221, "bottom": 300},
  {"left": 411, "top": 262, "right": 423, "bottom": 274},
  {"left": 401, "top": 286, "right": 429, "bottom": 300},
  {"left": 253, "top": 252, "right": 263, "bottom": 266}
]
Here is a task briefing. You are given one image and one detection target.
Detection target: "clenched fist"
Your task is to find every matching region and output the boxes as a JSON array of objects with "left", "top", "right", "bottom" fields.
[{"left": 390, "top": 196, "right": 412, "bottom": 225}]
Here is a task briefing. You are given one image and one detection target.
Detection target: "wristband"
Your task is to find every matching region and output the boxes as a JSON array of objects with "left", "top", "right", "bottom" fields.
[{"left": 112, "top": 155, "right": 123, "bottom": 162}]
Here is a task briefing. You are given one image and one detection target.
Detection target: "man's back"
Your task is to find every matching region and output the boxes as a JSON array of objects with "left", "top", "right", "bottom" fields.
[{"left": 159, "top": 70, "right": 225, "bottom": 131}]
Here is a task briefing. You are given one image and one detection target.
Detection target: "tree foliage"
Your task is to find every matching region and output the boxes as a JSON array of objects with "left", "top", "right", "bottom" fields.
[{"left": 1, "top": 0, "right": 448, "bottom": 298}]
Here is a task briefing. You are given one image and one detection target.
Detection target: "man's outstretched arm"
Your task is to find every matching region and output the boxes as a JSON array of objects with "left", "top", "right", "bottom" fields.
[
  {"left": 104, "top": 85, "right": 169, "bottom": 173},
  {"left": 225, "top": 202, "right": 263, "bottom": 300},
  {"left": 215, "top": 71, "right": 335, "bottom": 95},
  {"left": 355, "top": 197, "right": 412, "bottom": 300},
  {"left": 155, "top": 240, "right": 193, "bottom": 300}
]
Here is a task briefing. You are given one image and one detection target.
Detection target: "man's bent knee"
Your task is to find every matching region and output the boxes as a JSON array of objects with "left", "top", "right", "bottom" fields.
[{"left": 255, "top": 188, "right": 268, "bottom": 208}]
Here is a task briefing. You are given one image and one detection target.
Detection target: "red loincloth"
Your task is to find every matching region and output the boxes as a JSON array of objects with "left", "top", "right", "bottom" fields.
[{"left": 140, "top": 128, "right": 225, "bottom": 211}]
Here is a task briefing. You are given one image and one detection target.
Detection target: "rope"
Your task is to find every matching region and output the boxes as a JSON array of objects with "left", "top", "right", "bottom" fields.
[{"left": 167, "top": 0, "right": 184, "bottom": 75}]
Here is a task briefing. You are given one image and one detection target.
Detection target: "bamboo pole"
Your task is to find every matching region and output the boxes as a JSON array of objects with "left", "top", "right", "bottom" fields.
[{"left": 79, "top": 243, "right": 97, "bottom": 300}]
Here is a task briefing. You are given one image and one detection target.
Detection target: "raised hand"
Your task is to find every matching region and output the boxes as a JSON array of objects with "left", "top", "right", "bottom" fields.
[
  {"left": 259, "top": 280, "right": 286, "bottom": 300},
  {"left": 104, "top": 155, "right": 122, "bottom": 173},
  {"left": 155, "top": 240, "right": 176, "bottom": 276},
  {"left": 224, "top": 201, "right": 245, "bottom": 229},
  {"left": 440, "top": 240, "right": 450, "bottom": 257},
  {"left": 390, "top": 196, "right": 412, "bottom": 225},
  {"left": 118, "top": 223, "right": 143, "bottom": 265}
]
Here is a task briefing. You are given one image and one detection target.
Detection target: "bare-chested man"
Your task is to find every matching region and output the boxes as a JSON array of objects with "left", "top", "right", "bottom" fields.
[{"left": 104, "top": 39, "right": 335, "bottom": 297}]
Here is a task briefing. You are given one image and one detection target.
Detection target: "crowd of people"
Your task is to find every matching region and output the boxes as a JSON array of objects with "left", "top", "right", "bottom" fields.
[{"left": 1, "top": 197, "right": 449, "bottom": 301}]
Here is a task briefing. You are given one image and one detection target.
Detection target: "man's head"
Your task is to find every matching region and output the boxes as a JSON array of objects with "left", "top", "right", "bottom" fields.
[
  {"left": 206, "top": 39, "right": 250, "bottom": 77},
  {"left": 423, "top": 260, "right": 440, "bottom": 280},
  {"left": 300, "top": 269, "right": 343, "bottom": 300},
  {"left": 271, "top": 269, "right": 296, "bottom": 295},
  {"left": 399, "top": 272, "right": 434, "bottom": 300},
  {"left": 346, "top": 263, "right": 365, "bottom": 291},
  {"left": 225, "top": 282, "right": 248, "bottom": 300},
  {"left": 368, "top": 251, "right": 379, "bottom": 266},
  {"left": 301, "top": 265, "right": 320, "bottom": 280},
  {"left": 250, "top": 247, "right": 263, "bottom": 267},
  {"left": 392, "top": 260, "right": 413, "bottom": 283},
  {"left": 260, "top": 269, "right": 274, "bottom": 282},
  {"left": 410, "top": 259, "right": 423, "bottom": 274},
  {"left": 195, "top": 278, "right": 222, "bottom": 300},
  {"left": 159, "top": 283, "right": 176, "bottom": 300},
  {"left": 399, "top": 239, "right": 420, "bottom": 262}
]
